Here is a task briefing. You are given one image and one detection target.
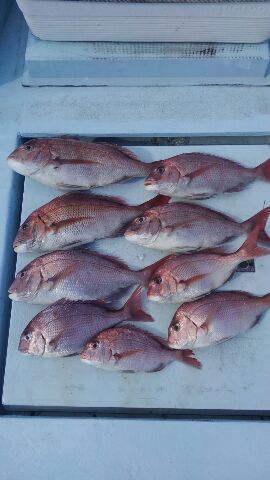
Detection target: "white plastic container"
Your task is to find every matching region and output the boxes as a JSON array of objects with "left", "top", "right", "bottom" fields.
[{"left": 16, "top": 0, "right": 270, "bottom": 43}]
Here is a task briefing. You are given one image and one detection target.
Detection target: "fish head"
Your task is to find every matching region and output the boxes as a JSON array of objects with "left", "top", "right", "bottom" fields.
[
  {"left": 145, "top": 161, "right": 180, "bottom": 195},
  {"left": 18, "top": 324, "right": 46, "bottom": 356},
  {"left": 8, "top": 260, "right": 43, "bottom": 302},
  {"left": 124, "top": 210, "right": 161, "bottom": 245},
  {"left": 80, "top": 336, "right": 110, "bottom": 367},
  {"left": 168, "top": 309, "right": 197, "bottom": 349},
  {"left": 7, "top": 139, "right": 50, "bottom": 176},
  {"left": 13, "top": 212, "right": 46, "bottom": 253},
  {"left": 147, "top": 266, "right": 178, "bottom": 302}
]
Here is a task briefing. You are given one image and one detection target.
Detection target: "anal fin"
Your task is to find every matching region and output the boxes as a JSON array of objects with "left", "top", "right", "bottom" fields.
[{"left": 148, "top": 362, "right": 166, "bottom": 372}]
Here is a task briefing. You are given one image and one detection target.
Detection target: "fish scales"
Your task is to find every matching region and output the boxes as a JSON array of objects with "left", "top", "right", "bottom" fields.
[
  {"left": 125, "top": 202, "right": 270, "bottom": 252},
  {"left": 18, "top": 287, "right": 153, "bottom": 357},
  {"left": 13, "top": 193, "right": 169, "bottom": 252},
  {"left": 80, "top": 324, "right": 201, "bottom": 372},
  {"left": 7, "top": 138, "right": 153, "bottom": 190},
  {"left": 147, "top": 226, "right": 270, "bottom": 303},
  {"left": 168, "top": 291, "right": 270, "bottom": 349},
  {"left": 144, "top": 152, "right": 270, "bottom": 199},
  {"left": 9, "top": 250, "right": 144, "bottom": 304}
]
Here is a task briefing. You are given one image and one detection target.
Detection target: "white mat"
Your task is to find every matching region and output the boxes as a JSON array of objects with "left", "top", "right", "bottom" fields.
[{"left": 3, "top": 144, "right": 270, "bottom": 410}]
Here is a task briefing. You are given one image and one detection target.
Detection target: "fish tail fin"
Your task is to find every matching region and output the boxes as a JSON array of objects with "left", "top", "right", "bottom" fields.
[
  {"left": 139, "top": 254, "right": 174, "bottom": 287},
  {"left": 237, "top": 225, "right": 270, "bottom": 261},
  {"left": 242, "top": 207, "right": 270, "bottom": 245},
  {"left": 174, "top": 349, "right": 202, "bottom": 369},
  {"left": 254, "top": 158, "right": 270, "bottom": 182},
  {"left": 123, "top": 286, "right": 154, "bottom": 322},
  {"left": 139, "top": 194, "right": 170, "bottom": 212}
]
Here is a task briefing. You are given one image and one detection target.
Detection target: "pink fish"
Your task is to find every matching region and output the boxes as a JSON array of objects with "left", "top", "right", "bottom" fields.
[
  {"left": 18, "top": 287, "right": 153, "bottom": 357},
  {"left": 144, "top": 152, "right": 270, "bottom": 199},
  {"left": 13, "top": 193, "right": 169, "bottom": 252},
  {"left": 8, "top": 249, "right": 164, "bottom": 305},
  {"left": 147, "top": 225, "right": 270, "bottom": 303},
  {"left": 125, "top": 202, "right": 270, "bottom": 252},
  {"left": 80, "top": 324, "right": 201, "bottom": 372},
  {"left": 7, "top": 138, "right": 156, "bottom": 190},
  {"left": 168, "top": 290, "right": 270, "bottom": 349}
]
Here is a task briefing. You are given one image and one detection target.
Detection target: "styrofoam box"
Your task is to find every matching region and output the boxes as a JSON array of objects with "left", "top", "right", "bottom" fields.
[
  {"left": 16, "top": 0, "right": 270, "bottom": 43},
  {"left": 3, "top": 144, "right": 270, "bottom": 412}
]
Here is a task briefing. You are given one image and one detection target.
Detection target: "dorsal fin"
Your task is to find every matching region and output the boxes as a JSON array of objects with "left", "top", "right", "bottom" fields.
[
  {"left": 52, "top": 298, "right": 107, "bottom": 308},
  {"left": 63, "top": 248, "right": 130, "bottom": 270},
  {"left": 60, "top": 191, "right": 128, "bottom": 206},
  {"left": 98, "top": 143, "right": 139, "bottom": 162},
  {"left": 102, "top": 253, "right": 130, "bottom": 269},
  {"left": 115, "top": 324, "right": 169, "bottom": 348},
  {"left": 77, "top": 249, "right": 130, "bottom": 270}
]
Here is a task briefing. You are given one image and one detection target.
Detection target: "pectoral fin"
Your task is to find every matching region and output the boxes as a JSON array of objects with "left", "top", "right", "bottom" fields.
[
  {"left": 187, "top": 165, "right": 214, "bottom": 181},
  {"left": 52, "top": 217, "right": 90, "bottom": 233},
  {"left": 47, "top": 334, "right": 62, "bottom": 352},
  {"left": 113, "top": 349, "right": 142, "bottom": 361},
  {"left": 200, "top": 304, "right": 219, "bottom": 334},
  {"left": 41, "top": 261, "right": 82, "bottom": 286},
  {"left": 179, "top": 273, "right": 209, "bottom": 290},
  {"left": 163, "top": 223, "right": 192, "bottom": 234},
  {"left": 53, "top": 157, "right": 102, "bottom": 168}
]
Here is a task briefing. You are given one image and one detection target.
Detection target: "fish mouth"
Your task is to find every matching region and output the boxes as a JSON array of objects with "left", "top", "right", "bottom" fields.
[
  {"left": 8, "top": 291, "right": 19, "bottom": 301},
  {"left": 13, "top": 241, "right": 27, "bottom": 253},
  {"left": 7, "top": 155, "right": 41, "bottom": 177},
  {"left": 144, "top": 180, "right": 156, "bottom": 191},
  {"left": 7, "top": 156, "right": 32, "bottom": 177},
  {"left": 7, "top": 155, "right": 23, "bottom": 172},
  {"left": 7, "top": 153, "right": 17, "bottom": 162},
  {"left": 147, "top": 293, "right": 162, "bottom": 302},
  {"left": 18, "top": 340, "right": 31, "bottom": 354},
  {"left": 80, "top": 350, "right": 91, "bottom": 362},
  {"left": 8, "top": 284, "right": 23, "bottom": 301},
  {"left": 124, "top": 230, "right": 136, "bottom": 240},
  {"left": 167, "top": 338, "right": 179, "bottom": 349},
  {"left": 80, "top": 356, "right": 91, "bottom": 364}
]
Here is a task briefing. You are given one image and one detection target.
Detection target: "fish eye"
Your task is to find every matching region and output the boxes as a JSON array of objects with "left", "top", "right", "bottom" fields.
[
  {"left": 19, "top": 271, "right": 26, "bottom": 278},
  {"left": 156, "top": 166, "right": 165, "bottom": 174},
  {"left": 136, "top": 216, "right": 145, "bottom": 224},
  {"left": 92, "top": 341, "right": 99, "bottom": 349},
  {"left": 24, "top": 144, "right": 32, "bottom": 151},
  {"left": 22, "top": 223, "right": 28, "bottom": 230},
  {"left": 153, "top": 276, "right": 162, "bottom": 285},
  {"left": 173, "top": 324, "right": 180, "bottom": 332},
  {"left": 24, "top": 334, "right": 31, "bottom": 341}
]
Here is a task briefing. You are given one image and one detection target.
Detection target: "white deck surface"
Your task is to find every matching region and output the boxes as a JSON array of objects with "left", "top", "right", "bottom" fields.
[
  {"left": 3, "top": 144, "right": 270, "bottom": 410},
  {"left": 0, "top": 417, "right": 270, "bottom": 480}
]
